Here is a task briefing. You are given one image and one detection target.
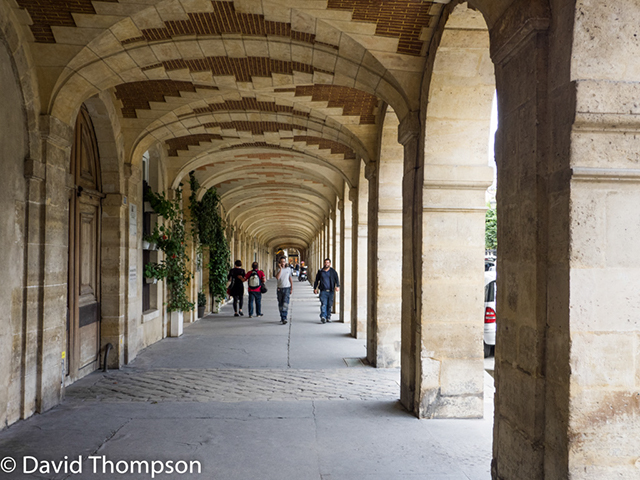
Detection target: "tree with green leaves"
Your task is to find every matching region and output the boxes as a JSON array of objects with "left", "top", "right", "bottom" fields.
[{"left": 485, "top": 203, "right": 497, "bottom": 250}]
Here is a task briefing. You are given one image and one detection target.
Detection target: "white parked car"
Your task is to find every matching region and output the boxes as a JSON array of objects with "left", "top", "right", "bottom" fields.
[{"left": 484, "top": 271, "right": 496, "bottom": 357}]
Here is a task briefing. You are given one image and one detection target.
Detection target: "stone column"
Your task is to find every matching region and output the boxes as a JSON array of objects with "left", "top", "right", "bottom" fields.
[
  {"left": 181, "top": 180, "right": 196, "bottom": 324},
  {"left": 340, "top": 186, "right": 353, "bottom": 324},
  {"left": 37, "top": 116, "right": 73, "bottom": 412},
  {"left": 125, "top": 163, "right": 143, "bottom": 355},
  {"left": 494, "top": 2, "right": 640, "bottom": 479},
  {"left": 229, "top": 225, "right": 235, "bottom": 263},
  {"left": 328, "top": 213, "right": 334, "bottom": 262},
  {"left": 399, "top": 112, "right": 423, "bottom": 416},
  {"left": 367, "top": 109, "right": 404, "bottom": 367},
  {"left": 21, "top": 158, "right": 44, "bottom": 420},
  {"left": 481, "top": 2, "right": 554, "bottom": 477},
  {"left": 243, "top": 233, "right": 249, "bottom": 268},
  {"left": 315, "top": 236, "right": 319, "bottom": 276},
  {"left": 314, "top": 235, "right": 320, "bottom": 275},
  {"left": 351, "top": 162, "right": 368, "bottom": 338},
  {"left": 333, "top": 203, "right": 341, "bottom": 315}
]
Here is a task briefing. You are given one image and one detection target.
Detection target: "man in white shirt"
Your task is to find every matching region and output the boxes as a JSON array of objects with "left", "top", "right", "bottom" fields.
[{"left": 275, "top": 257, "right": 293, "bottom": 324}]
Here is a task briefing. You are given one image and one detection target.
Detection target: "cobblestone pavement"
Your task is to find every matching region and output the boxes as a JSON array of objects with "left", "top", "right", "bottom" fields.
[{"left": 67, "top": 368, "right": 401, "bottom": 403}]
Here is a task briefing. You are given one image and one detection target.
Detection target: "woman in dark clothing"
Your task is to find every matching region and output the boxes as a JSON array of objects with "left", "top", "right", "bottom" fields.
[{"left": 228, "top": 260, "right": 246, "bottom": 316}]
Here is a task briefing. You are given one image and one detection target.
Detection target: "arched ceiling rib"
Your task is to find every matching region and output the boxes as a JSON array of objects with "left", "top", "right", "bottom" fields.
[{"left": 10, "top": 0, "right": 493, "bottom": 248}]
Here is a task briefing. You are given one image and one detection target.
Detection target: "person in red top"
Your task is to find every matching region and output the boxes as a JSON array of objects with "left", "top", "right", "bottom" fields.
[{"left": 244, "top": 262, "right": 266, "bottom": 318}]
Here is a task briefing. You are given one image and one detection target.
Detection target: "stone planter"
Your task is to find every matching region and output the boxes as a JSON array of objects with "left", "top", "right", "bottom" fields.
[
  {"left": 144, "top": 276, "right": 157, "bottom": 284},
  {"left": 212, "top": 299, "right": 221, "bottom": 314},
  {"left": 197, "top": 305, "right": 205, "bottom": 318},
  {"left": 169, "top": 310, "right": 183, "bottom": 337}
]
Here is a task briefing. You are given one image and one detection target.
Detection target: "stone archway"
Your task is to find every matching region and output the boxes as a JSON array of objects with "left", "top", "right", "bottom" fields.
[
  {"left": 79, "top": 95, "right": 129, "bottom": 370},
  {"left": 401, "top": 0, "right": 495, "bottom": 420}
]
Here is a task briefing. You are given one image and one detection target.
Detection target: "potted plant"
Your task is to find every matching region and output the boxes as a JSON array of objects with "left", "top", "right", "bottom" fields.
[
  {"left": 197, "top": 291, "right": 206, "bottom": 318},
  {"left": 143, "top": 185, "right": 194, "bottom": 337}
]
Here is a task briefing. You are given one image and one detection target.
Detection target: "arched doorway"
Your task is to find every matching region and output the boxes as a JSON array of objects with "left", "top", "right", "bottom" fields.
[{"left": 66, "top": 105, "right": 104, "bottom": 382}]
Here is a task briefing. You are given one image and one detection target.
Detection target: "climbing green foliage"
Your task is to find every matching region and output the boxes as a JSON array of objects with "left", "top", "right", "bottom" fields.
[
  {"left": 485, "top": 203, "right": 497, "bottom": 250},
  {"left": 189, "top": 173, "right": 230, "bottom": 303},
  {"left": 143, "top": 186, "right": 195, "bottom": 312}
]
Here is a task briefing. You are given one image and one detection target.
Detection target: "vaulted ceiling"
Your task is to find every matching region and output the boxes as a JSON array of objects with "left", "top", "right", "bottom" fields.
[{"left": 10, "top": 0, "right": 463, "bottom": 249}]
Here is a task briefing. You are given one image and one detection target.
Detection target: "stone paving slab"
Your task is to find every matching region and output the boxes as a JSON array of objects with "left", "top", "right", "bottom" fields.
[{"left": 66, "top": 368, "right": 400, "bottom": 403}]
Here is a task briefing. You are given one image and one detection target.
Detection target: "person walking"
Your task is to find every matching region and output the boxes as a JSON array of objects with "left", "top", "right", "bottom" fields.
[
  {"left": 275, "top": 257, "right": 293, "bottom": 325},
  {"left": 227, "top": 260, "right": 246, "bottom": 316},
  {"left": 244, "top": 262, "right": 265, "bottom": 318},
  {"left": 313, "top": 258, "right": 340, "bottom": 323}
]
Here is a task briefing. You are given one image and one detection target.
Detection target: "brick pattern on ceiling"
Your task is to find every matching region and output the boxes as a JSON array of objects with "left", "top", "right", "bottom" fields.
[
  {"left": 220, "top": 141, "right": 355, "bottom": 159},
  {"left": 200, "top": 121, "right": 306, "bottom": 134},
  {"left": 275, "top": 85, "right": 378, "bottom": 124},
  {"left": 166, "top": 134, "right": 223, "bottom": 156},
  {"left": 16, "top": 0, "right": 430, "bottom": 55},
  {"left": 122, "top": 1, "right": 328, "bottom": 48},
  {"left": 242, "top": 153, "right": 297, "bottom": 160},
  {"left": 223, "top": 163, "right": 306, "bottom": 173},
  {"left": 184, "top": 98, "right": 309, "bottom": 118},
  {"left": 326, "top": 0, "right": 433, "bottom": 56},
  {"left": 143, "top": 57, "right": 332, "bottom": 83},
  {"left": 16, "top": 0, "right": 118, "bottom": 43},
  {"left": 114, "top": 80, "right": 218, "bottom": 118},
  {"left": 293, "top": 136, "right": 356, "bottom": 159}
]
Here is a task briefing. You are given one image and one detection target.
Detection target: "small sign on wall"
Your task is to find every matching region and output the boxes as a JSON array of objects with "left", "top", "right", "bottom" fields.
[{"left": 129, "top": 204, "right": 137, "bottom": 237}]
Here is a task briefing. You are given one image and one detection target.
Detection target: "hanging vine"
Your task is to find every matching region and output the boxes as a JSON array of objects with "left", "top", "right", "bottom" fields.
[
  {"left": 143, "top": 186, "right": 195, "bottom": 312},
  {"left": 189, "top": 172, "right": 230, "bottom": 303}
]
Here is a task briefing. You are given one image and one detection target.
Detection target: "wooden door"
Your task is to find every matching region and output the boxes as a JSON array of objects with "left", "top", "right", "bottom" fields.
[{"left": 67, "top": 105, "right": 103, "bottom": 382}]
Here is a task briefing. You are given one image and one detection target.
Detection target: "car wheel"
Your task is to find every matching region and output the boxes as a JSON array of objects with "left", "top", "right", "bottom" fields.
[{"left": 484, "top": 342, "right": 493, "bottom": 358}]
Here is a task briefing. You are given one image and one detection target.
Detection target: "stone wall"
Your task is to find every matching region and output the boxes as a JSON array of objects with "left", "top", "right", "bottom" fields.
[{"left": 0, "top": 34, "right": 28, "bottom": 427}]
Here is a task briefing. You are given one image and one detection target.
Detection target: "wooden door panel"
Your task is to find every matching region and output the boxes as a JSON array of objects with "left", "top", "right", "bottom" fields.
[
  {"left": 79, "top": 322, "right": 99, "bottom": 369},
  {"left": 79, "top": 206, "right": 98, "bottom": 300}
]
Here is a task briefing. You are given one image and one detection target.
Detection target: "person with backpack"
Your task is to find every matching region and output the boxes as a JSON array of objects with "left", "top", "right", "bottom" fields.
[
  {"left": 227, "top": 260, "right": 246, "bottom": 317},
  {"left": 275, "top": 256, "right": 293, "bottom": 325},
  {"left": 244, "top": 262, "right": 266, "bottom": 318},
  {"left": 313, "top": 258, "right": 340, "bottom": 323}
]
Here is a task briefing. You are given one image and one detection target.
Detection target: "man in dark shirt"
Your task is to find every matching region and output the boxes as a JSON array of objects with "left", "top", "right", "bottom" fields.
[{"left": 313, "top": 258, "right": 340, "bottom": 323}]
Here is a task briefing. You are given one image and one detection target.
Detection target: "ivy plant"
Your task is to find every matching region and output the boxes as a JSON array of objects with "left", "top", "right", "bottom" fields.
[
  {"left": 189, "top": 173, "right": 230, "bottom": 303},
  {"left": 143, "top": 186, "right": 195, "bottom": 312}
]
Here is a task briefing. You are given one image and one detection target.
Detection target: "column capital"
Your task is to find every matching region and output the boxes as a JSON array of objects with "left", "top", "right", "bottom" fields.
[
  {"left": 364, "top": 162, "right": 377, "bottom": 181},
  {"left": 24, "top": 158, "right": 45, "bottom": 181},
  {"left": 490, "top": 0, "right": 550, "bottom": 65},
  {"left": 397, "top": 111, "right": 420, "bottom": 146},
  {"left": 124, "top": 163, "right": 141, "bottom": 182},
  {"left": 39, "top": 114, "right": 73, "bottom": 150}
]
